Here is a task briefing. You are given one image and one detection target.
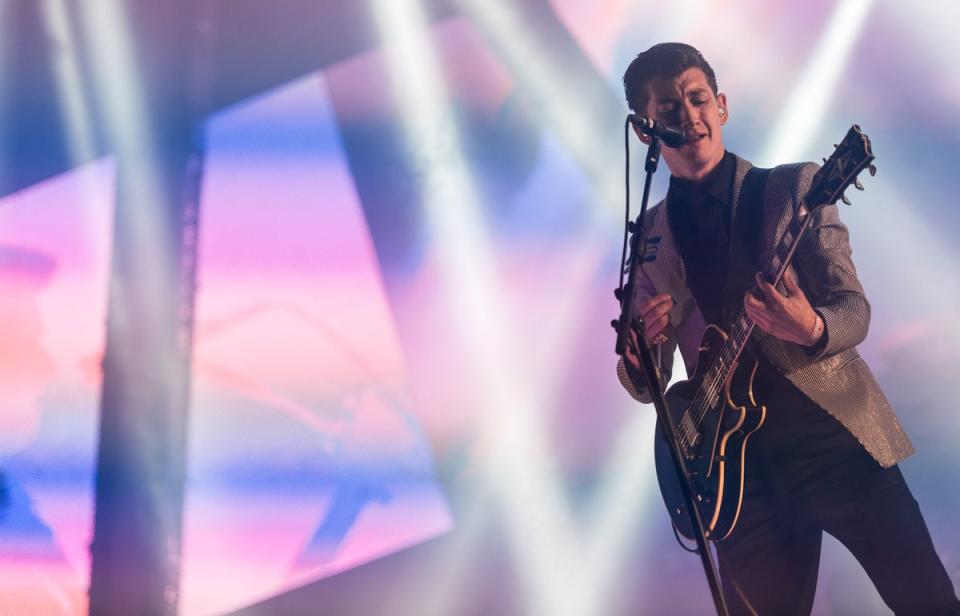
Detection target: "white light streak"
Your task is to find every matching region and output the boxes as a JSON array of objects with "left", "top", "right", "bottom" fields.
[
  {"left": 41, "top": 0, "right": 98, "bottom": 166},
  {"left": 76, "top": 1, "right": 154, "bottom": 165},
  {"left": 75, "top": 1, "right": 167, "bottom": 285},
  {"left": 760, "top": 0, "right": 875, "bottom": 165},
  {"left": 454, "top": 1, "right": 676, "bottom": 612},
  {"left": 371, "top": 1, "right": 580, "bottom": 613},
  {"left": 458, "top": 0, "right": 622, "bottom": 209}
]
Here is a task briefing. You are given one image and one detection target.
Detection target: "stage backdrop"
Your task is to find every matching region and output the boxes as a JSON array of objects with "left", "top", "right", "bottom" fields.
[{"left": 1, "top": 1, "right": 958, "bottom": 614}]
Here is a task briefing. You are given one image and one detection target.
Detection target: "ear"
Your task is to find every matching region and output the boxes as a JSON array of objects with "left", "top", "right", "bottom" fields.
[
  {"left": 717, "top": 92, "right": 728, "bottom": 124},
  {"left": 632, "top": 123, "right": 652, "bottom": 145}
]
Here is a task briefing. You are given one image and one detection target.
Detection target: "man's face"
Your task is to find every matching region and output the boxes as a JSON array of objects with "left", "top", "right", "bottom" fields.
[{"left": 642, "top": 67, "right": 727, "bottom": 181}]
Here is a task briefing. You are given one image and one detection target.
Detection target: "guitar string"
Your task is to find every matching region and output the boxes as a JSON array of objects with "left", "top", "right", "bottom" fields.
[
  {"left": 686, "top": 215, "right": 809, "bottom": 436},
  {"left": 690, "top": 315, "right": 751, "bottom": 433},
  {"left": 681, "top": 207, "right": 818, "bottom": 445}
]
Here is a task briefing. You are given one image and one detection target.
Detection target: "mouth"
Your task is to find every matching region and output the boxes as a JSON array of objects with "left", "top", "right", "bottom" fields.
[{"left": 685, "top": 133, "right": 708, "bottom": 146}]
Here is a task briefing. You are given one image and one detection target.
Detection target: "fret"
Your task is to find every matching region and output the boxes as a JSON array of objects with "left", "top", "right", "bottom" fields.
[
  {"left": 781, "top": 229, "right": 794, "bottom": 247},
  {"left": 768, "top": 255, "right": 782, "bottom": 273},
  {"left": 777, "top": 243, "right": 791, "bottom": 262},
  {"left": 789, "top": 217, "right": 804, "bottom": 236}
]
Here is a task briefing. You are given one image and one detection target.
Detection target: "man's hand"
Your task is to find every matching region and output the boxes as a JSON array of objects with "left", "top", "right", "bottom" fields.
[
  {"left": 624, "top": 294, "right": 674, "bottom": 371},
  {"left": 744, "top": 270, "right": 822, "bottom": 346},
  {"left": 637, "top": 293, "right": 675, "bottom": 344}
]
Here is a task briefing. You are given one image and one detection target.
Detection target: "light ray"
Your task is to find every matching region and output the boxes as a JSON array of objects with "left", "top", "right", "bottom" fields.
[
  {"left": 40, "top": 0, "right": 98, "bottom": 167},
  {"left": 457, "top": 0, "right": 622, "bottom": 210},
  {"left": 371, "top": 1, "right": 581, "bottom": 613},
  {"left": 454, "top": 2, "right": 680, "bottom": 612},
  {"left": 75, "top": 0, "right": 173, "bottom": 357},
  {"left": 759, "top": 0, "right": 875, "bottom": 165}
]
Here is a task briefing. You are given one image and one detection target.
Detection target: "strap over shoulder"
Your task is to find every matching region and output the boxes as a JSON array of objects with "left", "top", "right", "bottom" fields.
[{"left": 721, "top": 166, "right": 771, "bottom": 328}]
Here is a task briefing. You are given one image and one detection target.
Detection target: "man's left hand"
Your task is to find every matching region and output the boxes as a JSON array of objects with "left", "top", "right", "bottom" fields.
[{"left": 744, "top": 269, "right": 820, "bottom": 346}]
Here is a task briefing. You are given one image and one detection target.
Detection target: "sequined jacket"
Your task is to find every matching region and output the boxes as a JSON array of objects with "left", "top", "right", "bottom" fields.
[{"left": 617, "top": 154, "right": 913, "bottom": 468}]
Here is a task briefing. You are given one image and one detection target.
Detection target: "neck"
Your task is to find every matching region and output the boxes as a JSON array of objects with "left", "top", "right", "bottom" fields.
[{"left": 672, "top": 149, "right": 727, "bottom": 183}]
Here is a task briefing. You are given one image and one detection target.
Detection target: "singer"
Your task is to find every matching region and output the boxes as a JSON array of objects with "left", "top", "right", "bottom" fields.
[{"left": 616, "top": 42, "right": 959, "bottom": 614}]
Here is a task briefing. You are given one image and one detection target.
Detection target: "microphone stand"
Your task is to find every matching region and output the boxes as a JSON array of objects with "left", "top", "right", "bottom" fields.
[{"left": 613, "top": 131, "right": 730, "bottom": 616}]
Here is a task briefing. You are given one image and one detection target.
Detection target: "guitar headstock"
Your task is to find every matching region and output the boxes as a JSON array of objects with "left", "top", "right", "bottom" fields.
[{"left": 806, "top": 125, "right": 876, "bottom": 209}]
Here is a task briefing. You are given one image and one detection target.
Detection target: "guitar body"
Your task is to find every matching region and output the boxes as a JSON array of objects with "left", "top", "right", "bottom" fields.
[{"left": 653, "top": 325, "right": 767, "bottom": 542}]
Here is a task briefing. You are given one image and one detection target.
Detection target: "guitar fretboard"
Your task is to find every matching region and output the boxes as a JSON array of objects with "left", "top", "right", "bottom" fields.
[{"left": 681, "top": 203, "right": 813, "bottom": 445}]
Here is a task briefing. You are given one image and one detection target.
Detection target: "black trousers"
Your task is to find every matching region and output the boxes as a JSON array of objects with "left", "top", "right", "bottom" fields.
[{"left": 716, "top": 365, "right": 960, "bottom": 615}]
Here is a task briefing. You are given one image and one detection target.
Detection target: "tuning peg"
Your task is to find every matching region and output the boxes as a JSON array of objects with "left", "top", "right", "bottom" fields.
[
  {"left": 868, "top": 164, "right": 877, "bottom": 176},
  {"left": 822, "top": 157, "right": 828, "bottom": 164},
  {"left": 627, "top": 221, "right": 636, "bottom": 233},
  {"left": 610, "top": 319, "right": 620, "bottom": 330},
  {"left": 833, "top": 144, "right": 839, "bottom": 149},
  {"left": 841, "top": 193, "right": 852, "bottom": 205},
  {"left": 854, "top": 179, "right": 864, "bottom": 190},
  {"left": 614, "top": 287, "right": 623, "bottom": 301}
]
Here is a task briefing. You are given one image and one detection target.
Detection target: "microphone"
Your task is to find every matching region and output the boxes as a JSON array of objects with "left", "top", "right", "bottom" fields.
[{"left": 627, "top": 114, "right": 687, "bottom": 148}]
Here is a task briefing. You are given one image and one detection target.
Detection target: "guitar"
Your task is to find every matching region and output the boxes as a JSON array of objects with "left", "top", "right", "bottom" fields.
[{"left": 653, "top": 125, "right": 876, "bottom": 542}]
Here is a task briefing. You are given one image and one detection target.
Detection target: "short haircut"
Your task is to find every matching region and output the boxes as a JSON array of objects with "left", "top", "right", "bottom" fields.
[{"left": 622, "top": 43, "right": 718, "bottom": 113}]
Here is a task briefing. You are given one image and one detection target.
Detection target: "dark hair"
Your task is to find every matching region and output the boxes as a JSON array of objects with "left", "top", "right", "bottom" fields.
[{"left": 622, "top": 43, "right": 718, "bottom": 113}]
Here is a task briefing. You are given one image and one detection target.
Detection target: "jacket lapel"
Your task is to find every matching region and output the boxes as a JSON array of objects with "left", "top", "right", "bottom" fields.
[{"left": 728, "top": 154, "right": 755, "bottom": 229}]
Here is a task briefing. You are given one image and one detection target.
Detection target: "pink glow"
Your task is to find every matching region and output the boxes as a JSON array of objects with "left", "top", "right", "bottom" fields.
[
  {"left": 0, "top": 159, "right": 112, "bottom": 614},
  {"left": 180, "top": 75, "right": 450, "bottom": 614},
  {"left": 180, "top": 484, "right": 451, "bottom": 615}
]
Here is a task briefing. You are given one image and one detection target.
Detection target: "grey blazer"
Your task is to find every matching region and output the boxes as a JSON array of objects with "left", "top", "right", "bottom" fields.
[{"left": 617, "top": 154, "right": 913, "bottom": 468}]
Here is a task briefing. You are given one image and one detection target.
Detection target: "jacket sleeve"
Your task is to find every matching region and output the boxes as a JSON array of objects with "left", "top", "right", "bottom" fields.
[
  {"left": 792, "top": 165, "right": 871, "bottom": 360},
  {"left": 615, "top": 253, "right": 675, "bottom": 403}
]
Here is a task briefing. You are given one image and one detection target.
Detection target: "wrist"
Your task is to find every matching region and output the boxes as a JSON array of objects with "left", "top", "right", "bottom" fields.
[{"left": 804, "top": 312, "right": 825, "bottom": 347}]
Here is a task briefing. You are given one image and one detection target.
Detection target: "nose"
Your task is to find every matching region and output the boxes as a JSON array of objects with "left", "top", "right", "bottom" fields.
[{"left": 678, "top": 100, "right": 697, "bottom": 129}]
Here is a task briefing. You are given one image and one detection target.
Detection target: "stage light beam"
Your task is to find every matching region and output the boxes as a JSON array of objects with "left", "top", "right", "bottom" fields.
[
  {"left": 370, "top": 1, "right": 582, "bottom": 613},
  {"left": 760, "top": 0, "right": 875, "bottom": 165},
  {"left": 75, "top": 0, "right": 173, "bottom": 330},
  {"left": 41, "top": 0, "right": 98, "bottom": 167}
]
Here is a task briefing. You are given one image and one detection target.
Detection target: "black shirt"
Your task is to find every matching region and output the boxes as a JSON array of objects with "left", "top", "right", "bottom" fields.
[{"left": 666, "top": 150, "right": 737, "bottom": 327}]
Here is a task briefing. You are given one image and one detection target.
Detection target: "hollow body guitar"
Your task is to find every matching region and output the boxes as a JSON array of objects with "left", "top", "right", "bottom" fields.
[
  {"left": 654, "top": 329, "right": 765, "bottom": 542},
  {"left": 651, "top": 126, "right": 876, "bottom": 542}
]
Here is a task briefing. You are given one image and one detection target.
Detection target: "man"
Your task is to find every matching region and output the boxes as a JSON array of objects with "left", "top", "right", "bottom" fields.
[{"left": 617, "top": 42, "right": 959, "bottom": 614}]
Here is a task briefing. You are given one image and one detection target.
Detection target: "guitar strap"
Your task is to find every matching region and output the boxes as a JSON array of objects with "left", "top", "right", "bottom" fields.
[
  {"left": 716, "top": 164, "right": 770, "bottom": 616},
  {"left": 721, "top": 165, "right": 772, "bottom": 331}
]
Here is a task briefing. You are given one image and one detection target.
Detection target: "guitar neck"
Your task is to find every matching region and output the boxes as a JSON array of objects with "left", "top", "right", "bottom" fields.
[{"left": 700, "top": 202, "right": 814, "bottom": 403}]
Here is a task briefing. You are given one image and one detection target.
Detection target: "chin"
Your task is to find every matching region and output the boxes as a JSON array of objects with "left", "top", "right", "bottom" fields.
[{"left": 694, "top": 147, "right": 724, "bottom": 166}]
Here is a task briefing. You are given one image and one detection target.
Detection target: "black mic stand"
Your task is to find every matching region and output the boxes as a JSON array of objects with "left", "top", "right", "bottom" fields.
[{"left": 612, "top": 127, "right": 730, "bottom": 616}]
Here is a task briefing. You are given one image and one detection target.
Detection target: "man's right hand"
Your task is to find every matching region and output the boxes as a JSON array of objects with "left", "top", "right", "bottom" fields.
[
  {"left": 637, "top": 294, "right": 675, "bottom": 343},
  {"left": 624, "top": 293, "right": 674, "bottom": 371}
]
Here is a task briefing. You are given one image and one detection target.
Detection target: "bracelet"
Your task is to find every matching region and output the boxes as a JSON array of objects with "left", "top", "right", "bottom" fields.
[{"left": 806, "top": 313, "right": 824, "bottom": 347}]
